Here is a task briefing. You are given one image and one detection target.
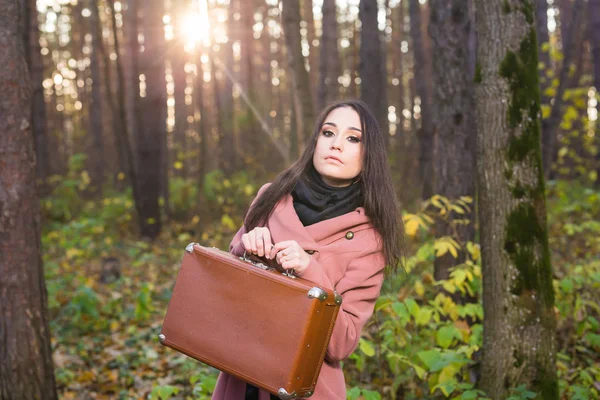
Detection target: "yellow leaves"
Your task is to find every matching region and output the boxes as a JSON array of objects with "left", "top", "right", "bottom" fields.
[
  {"left": 110, "top": 320, "right": 120, "bottom": 332},
  {"left": 191, "top": 215, "right": 200, "bottom": 224},
  {"left": 466, "top": 241, "right": 480, "bottom": 261},
  {"left": 558, "top": 147, "right": 569, "bottom": 158},
  {"left": 79, "top": 171, "right": 90, "bottom": 190},
  {"left": 173, "top": 161, "right": 183, "bottom": 170},
  {"left": 414, "top": 281, "right": 425, "bottom": 297},
  {"left": 117, "top": 172, "right": 126, "bottom": 181},
  {"left": 403, "top": 213, "right": 430, "bottom": 237},
  {"left": 434, "top": 237, "right": 460, "bottom": 258},
  {"left": 244, "top": 184, "right": 254, "bottom": 196},
  {"left": 66, "top": 248, "right": 83, "bottom": 260},
  {"left": 541, "top": 104, "right": 551, "bottom": 119},
  {"left": 541, "top": 42, "right": 550, "bottom": 53},
  {"left": 221, "top": 214, "right": 237, "bottom": 230},
  {"left": 544, "top": 86, "right": 556, "bottom": 98}
]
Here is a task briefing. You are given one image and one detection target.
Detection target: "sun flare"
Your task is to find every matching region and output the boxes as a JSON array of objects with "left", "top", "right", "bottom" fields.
[{"left": 180, "top": 10, "right": 210, "bottom": 45}]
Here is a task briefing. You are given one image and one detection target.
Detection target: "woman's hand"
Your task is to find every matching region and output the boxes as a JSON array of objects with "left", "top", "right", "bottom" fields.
[
  {"left": 268, "top": 240, "right": 312, "bottom": 275},
  {"left": 241, "top": 227, "right": 273, "bottom": 257}
]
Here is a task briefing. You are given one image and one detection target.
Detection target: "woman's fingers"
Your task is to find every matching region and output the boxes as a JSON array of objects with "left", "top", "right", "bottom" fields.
[
  {"left": 242, "top": 227, "right": 273, "bottom": 256},
  {"left": 241, "top": 233, "right": 251, "bottom": 253},
  {"left": 261, "top": 228, "right": 273, "bottom": 258},
  {"left": 247, "top": 230, "right": 257, "bottom": 253}
]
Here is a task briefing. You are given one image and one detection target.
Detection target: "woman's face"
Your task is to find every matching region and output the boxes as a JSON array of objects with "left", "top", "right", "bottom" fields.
[{"left": 312, "top": 107, "right": 363, "bottom": 187}]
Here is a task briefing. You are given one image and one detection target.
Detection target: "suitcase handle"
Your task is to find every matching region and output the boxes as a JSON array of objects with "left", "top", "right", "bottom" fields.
[{"left": 241, "top": 251, "right": 298, "bottom": 279}]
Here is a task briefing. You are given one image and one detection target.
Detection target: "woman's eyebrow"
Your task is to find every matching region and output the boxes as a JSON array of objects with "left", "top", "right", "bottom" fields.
[{"left": 322, "top": 122, "right": 362, "bottom": 133}]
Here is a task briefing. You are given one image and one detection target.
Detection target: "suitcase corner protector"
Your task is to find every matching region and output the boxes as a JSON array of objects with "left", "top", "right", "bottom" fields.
[{"left": 185, "top": 243, "right": 197, "bottom": 253}]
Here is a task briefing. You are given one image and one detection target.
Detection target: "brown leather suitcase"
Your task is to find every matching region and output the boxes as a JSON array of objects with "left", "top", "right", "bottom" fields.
[{"left": 159, "top": 243, "right": 342, "bottom": 399}]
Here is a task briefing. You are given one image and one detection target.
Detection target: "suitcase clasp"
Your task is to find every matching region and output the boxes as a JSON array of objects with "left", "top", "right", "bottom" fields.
[{"left": 241, "top": 252, "right": 276, "bottom": 271}]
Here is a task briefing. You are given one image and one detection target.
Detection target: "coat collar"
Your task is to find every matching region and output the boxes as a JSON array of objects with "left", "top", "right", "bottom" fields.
[{"left": 270, "top": 193, "right": 373, "bottom": 249}]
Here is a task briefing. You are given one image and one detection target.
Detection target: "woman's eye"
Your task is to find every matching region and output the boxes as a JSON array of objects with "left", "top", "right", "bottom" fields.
[
  {"left": 348, "top": 136, "right": 361, "bottom": 143},
  {"left": 322, "top": 130, "right": 334, "bottom": 137}
]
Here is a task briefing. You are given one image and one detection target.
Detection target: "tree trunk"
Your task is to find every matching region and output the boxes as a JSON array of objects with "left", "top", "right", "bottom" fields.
[
  {"left": 542, "top": 0, "right": 584, "bottom": 179},
  {"left": 590, "top": 0, "right": 600, "bottom": 186},
  {"left": 302, "top": 0, "right": 317, "bottom": 104},
  {"left": 136, "top": 0, "right": 166, "bottom": 239},
  {"left": 239, "top": 0, "right": 261, "bottom": 160},
  {"left": 429, "top": 0, "right": 476, "bottom": 281},
  {"left": 474, "top": 1, "right": 558, "bottom": 398},
  {"left": 25, "top": 0, "right": 50, "bottom": 188},
  {"left": 535, "top": 0, "right": 551, "bottom": 108},
  {"left": 124, "top": 0, "right": 140, "bottom": 158},
  {"left": 171, "top": 0, "right": 187, "bottom": 179},
  {"left": 106, "top": 0, "right": 138, "bottom": 196},
  {"left": 391, "top": 1, "right": 405, "bottom": 142},
  {"left": 89, "top": 0, "right": 105, "bottom": 195},
  {"left": 409, "top": 0, "right": 434, "bottom": 199},
  {"left": 0, "top": 1, "right": 58, "bottom": 397},
  {"left": 318, "top": 0, "right": 340, "bottom": 110},
  {"left": 359, "top": 0, "right": 389, "bottom": 142},
  {"left": 219, "top": 0, "right": 236, "bottom": 174},
  {"left": 282, "top": 0, "right": 315, "bottom": 156}
]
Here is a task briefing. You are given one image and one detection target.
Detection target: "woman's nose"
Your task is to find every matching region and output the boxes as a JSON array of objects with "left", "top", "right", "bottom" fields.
[{"left": 330, "top": 136, "right": 343, "bottom": 151}]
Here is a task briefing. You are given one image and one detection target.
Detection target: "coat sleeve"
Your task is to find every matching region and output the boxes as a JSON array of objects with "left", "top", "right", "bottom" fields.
[
  {"left": 298, "top": 245, "right": 386, "bottom": 361},
  {"left": 229, "top": 183, "right": 272, "bottom": 257}
]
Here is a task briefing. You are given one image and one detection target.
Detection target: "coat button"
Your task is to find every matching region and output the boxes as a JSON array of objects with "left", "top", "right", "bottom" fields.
[{"left": 345, "top": 231, "right": 354, "bottom": 240}]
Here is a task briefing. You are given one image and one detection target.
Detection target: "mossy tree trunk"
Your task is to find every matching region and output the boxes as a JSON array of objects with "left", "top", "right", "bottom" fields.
[
  {"left": 0, "top": 1, "right": 58, "bottom": 397},
  {"left": 473, "top": 0, "right": 558, "bottom": 398},
  {"left": 429, "top": 0, "right": 476, "bottom": 281}
]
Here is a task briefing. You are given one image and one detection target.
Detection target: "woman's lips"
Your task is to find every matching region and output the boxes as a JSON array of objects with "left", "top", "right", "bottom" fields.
[{"left": 325, "top": 156, "right": 343, "bottom": 164}]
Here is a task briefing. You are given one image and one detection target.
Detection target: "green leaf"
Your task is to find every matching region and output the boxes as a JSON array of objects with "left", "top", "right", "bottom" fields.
[
  {"left": 432, "top": 378, "right": 458, "bottom": 396},
  {"left": 404, "top": 298, "right": 420, "bottom": 317},
  {"left": 584, "top": 333, "right": 600, "bottom": 349},
  {"left": 151, "top": 385, "right": 180, "bottom": 400},
  {"left": 346, "top": 387, "right": 361, "bottom": 400},
  {"left": 415, "top": 308, "right": 433, "bottom": 326},
  {"left": 359, "top": 338, "right": 376, "bottom": 357},
  {"left": 459, "top": 390, "right": 480, "bottom": 400},
  {"left": 392, "top": 301, "right": 409, "bottom": 319},
  {"left": 361, "top": 389, "right": 382, "bottom": 400},
  {"left": 417, "top": 349, "right": 442, "bottom": 371},
  {"left": 436, "top": 325, "right": 460, "bottom": 348}
]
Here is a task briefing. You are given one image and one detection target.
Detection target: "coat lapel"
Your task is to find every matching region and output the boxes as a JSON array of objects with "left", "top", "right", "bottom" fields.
[{"left": 270, "top": 194, "right": 372, "bottom": 250}]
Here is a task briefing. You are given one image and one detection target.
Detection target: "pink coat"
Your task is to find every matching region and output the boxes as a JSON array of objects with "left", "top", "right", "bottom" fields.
[{"left": 212, "top": 184, "right": 386, "bottom": 400}]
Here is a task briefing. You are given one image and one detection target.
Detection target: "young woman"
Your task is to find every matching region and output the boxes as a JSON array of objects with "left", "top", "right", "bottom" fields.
[{"left": 212, "top": 100, "right": 404, "bottom": 400}]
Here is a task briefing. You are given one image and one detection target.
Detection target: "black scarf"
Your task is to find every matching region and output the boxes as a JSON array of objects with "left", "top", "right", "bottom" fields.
[{"left": 291, "top": 166, "right": 363, "bottom": 226}]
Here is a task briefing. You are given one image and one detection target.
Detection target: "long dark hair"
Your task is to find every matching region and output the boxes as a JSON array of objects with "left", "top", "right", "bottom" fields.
[{"left": 245, "top": 100, "right": 404, "bottom": 273}]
